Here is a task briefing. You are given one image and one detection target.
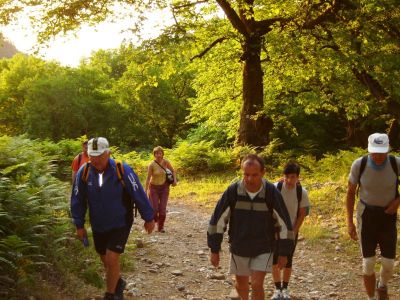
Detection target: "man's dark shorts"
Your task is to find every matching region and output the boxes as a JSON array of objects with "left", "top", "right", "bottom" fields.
[
  {"left": 273, "top": 235, "right": 298, "bottom": 268},
  {"left": 359, "top": 206, "right": 397, "bottom": 259},
  {"left": 92, "top": 226, "right": 131, "bottom": 255}
]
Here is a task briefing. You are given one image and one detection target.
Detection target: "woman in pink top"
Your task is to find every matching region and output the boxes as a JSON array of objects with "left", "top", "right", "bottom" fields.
[{"left": 145, "top": 146, "right": 177, "bottom": 232}]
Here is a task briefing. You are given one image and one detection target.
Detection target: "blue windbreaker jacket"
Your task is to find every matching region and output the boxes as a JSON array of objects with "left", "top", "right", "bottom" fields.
[{"left": 71, "top": 158, "right": 154, "bottom": 232}]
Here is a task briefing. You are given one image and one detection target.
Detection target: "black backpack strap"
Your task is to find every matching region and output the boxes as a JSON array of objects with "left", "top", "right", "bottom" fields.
[
  {"left": 296, "top": 183, "right": 302, "bottom": 203},
  {"left": 115, "top": 161, "right": 126, "bottom": 188},
  {"left": 154, "top": 160, "right": 167, "bottom": 172},
  {"left": 277, "top": 180, "right": 283, "bottom": 192},
  {"left": 81, "top": 162, "right": 90, "bottom": 183},
  {"left": 278, "top": 180, "right": 303, "bottom": 215},
  {"left": 265, "top": 183, "right": 274, "bottom": 215},
  {"left": 389, "top": 155, "right": 399, "bottom": 198},
  {"left": 116, "top": 161, "right": 137, "bottom": 219},
  {"left": 228, "top": 182, "right": 238, "bottom": 213},
  {"left": 356, "top": 155, "right": 368, "bottom": 197},
  {"left": 296, "top": 183, "right": 303, "bottom": 217},
  {"left": 77, "top": 153, "right": 82, "bottom": 167},
  {"left": 358, "top": 155, "right": 368, "bottom": 185}
]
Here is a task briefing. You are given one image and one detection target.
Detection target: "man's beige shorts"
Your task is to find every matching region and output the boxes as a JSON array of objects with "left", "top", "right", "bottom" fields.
[{"left": 229, "top": 252, "right": 273, "bottom": 276}]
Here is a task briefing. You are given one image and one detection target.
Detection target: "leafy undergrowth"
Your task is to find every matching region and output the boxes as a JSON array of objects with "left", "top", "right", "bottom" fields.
[{"left": 0, "top": 136, "right": 141, "bottom": 299}]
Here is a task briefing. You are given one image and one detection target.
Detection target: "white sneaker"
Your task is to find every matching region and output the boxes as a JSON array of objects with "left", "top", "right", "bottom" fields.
[
  {"left": 281, "top": 288, "right": 291, "bottom": 300},
  {"left": 271, "top": 289, "right": 282, "bottom": 300}
]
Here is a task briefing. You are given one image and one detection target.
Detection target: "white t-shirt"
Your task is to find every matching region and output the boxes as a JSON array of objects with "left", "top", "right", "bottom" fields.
[
  {"left": 246, "top": 185, "right": 263, "bottom": 200},
  {"left": 274, "top": 182, "right": 310, "bottom": 226}
]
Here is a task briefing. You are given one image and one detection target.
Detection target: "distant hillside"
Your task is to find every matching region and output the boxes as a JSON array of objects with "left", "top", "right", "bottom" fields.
[{"left": 0, "top": 39, "right": 19, "bottom": 58}]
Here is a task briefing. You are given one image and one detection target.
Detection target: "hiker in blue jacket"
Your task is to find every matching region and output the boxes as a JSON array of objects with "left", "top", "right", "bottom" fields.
[
  {"left": 71, "top": 137, "right": 155, "bottom": 300},
  {"left": 207, "top": 154, "right": 295, "bottom": 300}
]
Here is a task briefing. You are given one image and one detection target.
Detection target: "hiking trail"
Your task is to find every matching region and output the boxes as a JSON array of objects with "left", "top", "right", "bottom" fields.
[{"left": 89, "top": 198, "right": 400, "bottom": 300}]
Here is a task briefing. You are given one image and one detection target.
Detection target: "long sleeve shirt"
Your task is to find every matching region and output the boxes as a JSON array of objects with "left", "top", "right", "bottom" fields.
[
  {"left": 207, "top": 179, "right": 295, "bottom": 257},
  {"left": 71, "top": 158, "right": 154, "bottom": 232}
]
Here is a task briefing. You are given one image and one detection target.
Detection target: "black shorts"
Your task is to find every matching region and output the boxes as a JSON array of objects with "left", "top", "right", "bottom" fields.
[
  {"left": 273, "top": 235, "right": 298, "bottom": 268},
  {"left": 359, "top": 206, "right": 397, "bottom": 259},
  {"left": 92, "top": 226, "right": 131, "bottom": 255}
]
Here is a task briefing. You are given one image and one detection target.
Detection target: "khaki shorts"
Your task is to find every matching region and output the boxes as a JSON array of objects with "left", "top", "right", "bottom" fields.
[{"left": 229, "top": 252, "right": 273, "bottom": 276}]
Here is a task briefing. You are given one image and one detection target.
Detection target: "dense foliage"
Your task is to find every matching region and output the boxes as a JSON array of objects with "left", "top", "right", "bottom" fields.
[
  {"left": 0, "top": 1, "right": 398, "bottom": 151},
  {"left": 0, "top": 136, "right": 103, "bottom": 298}
]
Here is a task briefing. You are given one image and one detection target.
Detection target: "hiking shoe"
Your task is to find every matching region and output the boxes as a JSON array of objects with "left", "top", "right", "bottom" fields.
[
  {"left": 271, "top": 289, "right": 282, "bottom": 300},
  {"left": 376, "top": 281, "right": 388, "bottom": 300},
  {"left": 103, "top": 293, "right": 115, "bottom": 300},
  {"left": 115, "top": 277, "right": 126, "bottom": 298},
  {"left": 281, "top": 288, "right": 291, "bottom": 300}
]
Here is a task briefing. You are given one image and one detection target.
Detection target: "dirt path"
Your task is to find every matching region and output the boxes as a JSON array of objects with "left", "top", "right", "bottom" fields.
[{"left": 119, "top": 199, "right": 399, "bottom": 300}]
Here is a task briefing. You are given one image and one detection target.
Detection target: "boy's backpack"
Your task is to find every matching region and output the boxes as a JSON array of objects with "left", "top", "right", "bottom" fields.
[
  {"left": 81, "top": 160, "right": 137, "bottom": 222},
  {"left": 358, "top": 155, "right": 399, "bottom": 197},
  {"left": 277, "top": 180, "right": 308, "bottom": 217}
]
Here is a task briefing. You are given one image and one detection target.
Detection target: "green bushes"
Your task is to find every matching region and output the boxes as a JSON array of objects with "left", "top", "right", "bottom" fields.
[
  {"left": 168, "top": 141, "right": 236, "bottom": 175},
  {"left": 38, "top": 137, "right": 86, "bottom": 180},
  {"left": 0, "top": 136, "right": 68, "bottom": 295},
  {"left": 0, "top": 136, "right": 102, "bottom": 298}
]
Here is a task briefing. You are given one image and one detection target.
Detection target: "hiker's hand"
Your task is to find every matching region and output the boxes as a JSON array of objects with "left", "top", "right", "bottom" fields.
[
  {"left": 385, "top": 198, "right": 400, "bottom": 215},
  {"left": 172, "top": 181, "right": 177, "bottom": 187},
  {"left": 76, "top": 228, "right": 87, "bottom": 240},
  {"left": 347, "top": 222, "right": 357, "bottom": 241},
  {"left": 144, "top": 220, "right": 155, "bottom": 234},
  {"left": 210, "top": 252, "right": 219, "bottom": 267},
  {"left": 293, "top": 225, "right": 299, "bottom": 236},
  {"left": 277, "top": 256, "right": 287, "bottom": 269}
]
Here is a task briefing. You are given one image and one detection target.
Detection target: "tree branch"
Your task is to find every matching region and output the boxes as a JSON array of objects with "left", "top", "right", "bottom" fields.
[
  {"left": 172, "top": 0, "right": 209, "bottom": 10},
  {"left": 255, "top": 17, "right": 291, "bottom": 35},
  {"left": 190, "top": 37, "right": 227, "bottom": 61},
  {"left": 302, "top": 0, "right": 341, "bottom": 30},
  {"left": 216, "top": 0, "right": 249, "bottom": 37}
]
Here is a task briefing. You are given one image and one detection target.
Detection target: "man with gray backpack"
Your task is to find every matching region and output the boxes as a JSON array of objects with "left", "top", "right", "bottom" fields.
[
  {"left": 271, "top": 162, "right": 310, "bottom": 300},
  {"left": 347, "top": 133, "right": 400, "bottom": 300}
]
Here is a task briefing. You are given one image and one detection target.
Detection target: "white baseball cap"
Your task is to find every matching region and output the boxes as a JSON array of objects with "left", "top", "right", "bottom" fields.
[
  {"left": 367, "top": 133, "right": 389, "bottom": 153},
  {"left": 87, "top": 137, "right": 109, "bottom": 156}
]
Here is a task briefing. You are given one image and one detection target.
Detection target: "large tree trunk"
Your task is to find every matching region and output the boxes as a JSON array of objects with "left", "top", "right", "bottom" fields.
[
  {"left": 346, "top": 119, "right": 368, "bottom": 147},
  {"left": 237, "top": 35, "right": 273, "bottom": 147},
  {"left": 352, "top": 68, "right": 400, "bottom": 149}
]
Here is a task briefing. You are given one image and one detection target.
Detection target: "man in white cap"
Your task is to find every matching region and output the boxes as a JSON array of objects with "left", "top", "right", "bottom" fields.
[
  {"left": 71, "top": 137, "right": 155, "bottom": 300},
  {"left": 346, "top": 133, "right": 400, "bottom": 300}
]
